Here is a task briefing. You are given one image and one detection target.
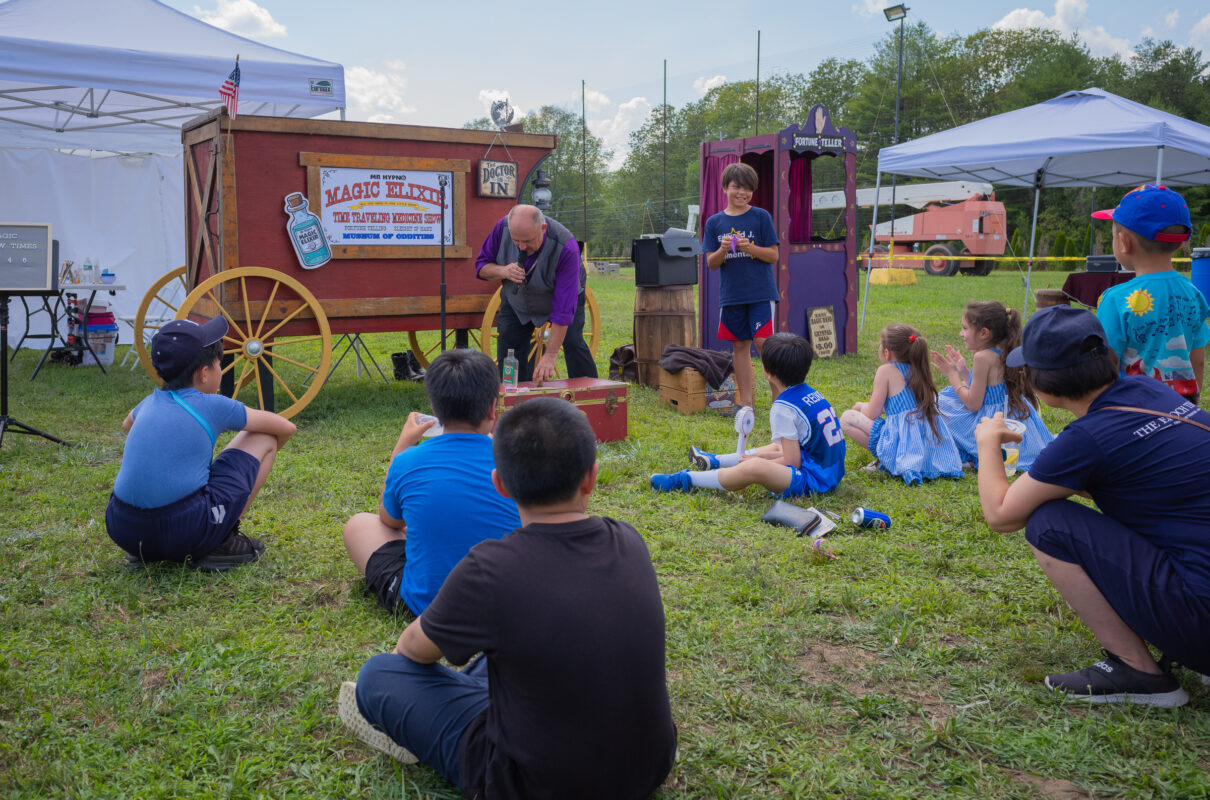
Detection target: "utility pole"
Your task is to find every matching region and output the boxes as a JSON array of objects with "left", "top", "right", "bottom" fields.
[
  {"left": 754, "top": 30, "right": 761, "bottom": 136},
  {"left": 663, "top": 59, "right": 667, "bottom": 230},
  {"left": 582, "top": 79, "right": 588, "bottom": 246}
]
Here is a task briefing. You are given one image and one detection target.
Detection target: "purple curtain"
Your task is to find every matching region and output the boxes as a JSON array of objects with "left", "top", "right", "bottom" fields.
[
  {"left": 701, "top": 153, "right": 739, "bottom": 221},
  {"left": 788, "top": 154, "right": 812, "bottom": 242},
  {"left": 741, "top": 151, "right": 775, "bottom": 215}
]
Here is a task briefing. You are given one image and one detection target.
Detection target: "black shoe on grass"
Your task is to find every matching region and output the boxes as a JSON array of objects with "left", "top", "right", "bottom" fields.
[
  {"left": 1044, "top": 650, "right": 1189, "bottom": 707},
  {"left": 193, "top": 529, "right": 265, "bottom": 573}
]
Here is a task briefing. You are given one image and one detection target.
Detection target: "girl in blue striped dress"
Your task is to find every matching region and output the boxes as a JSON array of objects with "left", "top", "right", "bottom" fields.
[
  {"left": 840, "top": 324, "right": 964, "bottom": 485},
  {"left": 931, "top": 301, "right": 1053, "bottom": 470}
]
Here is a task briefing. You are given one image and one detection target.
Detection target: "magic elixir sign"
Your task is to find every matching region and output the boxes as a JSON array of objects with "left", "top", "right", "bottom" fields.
[{"left": 318, "top": 167, "right": 453, "bottom": 246}]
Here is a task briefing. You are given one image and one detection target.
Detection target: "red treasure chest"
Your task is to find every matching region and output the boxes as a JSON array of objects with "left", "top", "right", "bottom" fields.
[{"left": 495, "top": 378, "right": 628, "bottom": 443}]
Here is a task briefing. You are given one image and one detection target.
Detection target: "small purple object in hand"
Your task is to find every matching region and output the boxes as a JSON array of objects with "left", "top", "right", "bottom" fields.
[{"left": 730, "top": 237, "right": 737, "bottom": 254}]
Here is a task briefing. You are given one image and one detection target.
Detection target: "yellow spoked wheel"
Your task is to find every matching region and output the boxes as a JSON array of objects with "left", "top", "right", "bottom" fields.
[
  {"left": 133, "top": 266, "right": 188, "bottom": 382},
  {"left": 175, "top": 266, "right": 332, "bottom": 420},
  {"left": 478, "top": 286, "right": 601, "bottom": 367},
  {"left": 406, "top": 328, "right": 486, "bottom": 369}
]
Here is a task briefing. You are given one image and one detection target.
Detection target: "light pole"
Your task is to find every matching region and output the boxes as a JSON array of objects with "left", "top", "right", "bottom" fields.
[{"left": 884, "top": 4, "right": 908, "bottom": 262}]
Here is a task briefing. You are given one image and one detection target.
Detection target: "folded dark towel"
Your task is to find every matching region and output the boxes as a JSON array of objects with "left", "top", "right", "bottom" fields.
[{"left": 657, "top": 345, "right": 734, "bottom": 389}]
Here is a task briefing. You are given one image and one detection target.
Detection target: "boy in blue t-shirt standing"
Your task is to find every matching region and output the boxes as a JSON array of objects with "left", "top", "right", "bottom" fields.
[
  {"left": 106, "top": 317, "right": 296, "bottom": 572},
  {"left": 702, "top": 162, "right": 781, "bottom": 410},
  {"left": 651, "top": 333, "right": 845, "bottom": 497},
  {"left": 342, "top": 348, "right": 520, "bottom": 616},
  {"left": 1093, "top": 184, "right": 1208, "bottom": 402}
]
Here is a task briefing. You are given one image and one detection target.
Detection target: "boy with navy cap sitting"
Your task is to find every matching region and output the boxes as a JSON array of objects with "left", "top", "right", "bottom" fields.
[
  {"left": 975, "top": 305, "right": 1210, "bottom": 707},
  {"left": 105, "top": 316, "right": 296, "bottom": 571},
  {"left": 1092, "top": 184, "right": 1208, "bottom": 402}
]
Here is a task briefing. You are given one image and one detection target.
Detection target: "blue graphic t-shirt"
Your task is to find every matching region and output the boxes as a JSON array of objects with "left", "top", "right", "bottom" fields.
[
  {"left": 702, "top": 206, "right": 779, "bottom": 306},
  {"left": 1096, "top": 271, "right": 1210, "bottom": 397},
  {"left": 1029, "top": 376, "right": 1210, "bottom": 596}
]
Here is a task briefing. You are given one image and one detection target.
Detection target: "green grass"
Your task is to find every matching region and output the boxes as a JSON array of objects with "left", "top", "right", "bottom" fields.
[{"left": 3, "top": 267, "right": 1210, "bottom": 799}]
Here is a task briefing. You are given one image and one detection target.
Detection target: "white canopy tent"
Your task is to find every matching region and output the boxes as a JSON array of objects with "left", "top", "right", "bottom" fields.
[
  {"left": 861, "top": 88, "right": 1210, "bottom": 324},
  {"left": 1, "top": 0, "right": 345, "bottom": 349}
]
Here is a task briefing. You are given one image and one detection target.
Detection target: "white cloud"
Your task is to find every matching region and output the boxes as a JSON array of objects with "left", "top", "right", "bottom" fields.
[
  {"left": 851, "top": 0, "right": 885, "bottom": 18},
  {"left": 193, "top": 0, "right": 286, "bottom": 38},
  {"left": 693, "top": 75, "right": 727, "bottom": 95},
  {"left": 1192, "top": 14, "right": 1210, "bottom": 48},
  {"left": 345, "top": 64, "right": 415, "bottom": 124},
  {"left": 992, "top": 0, "right": 1130, "bottom": 58},
  {"left": 1165, "top": 10, "right": 1180, "bottom": 28},
  {"left": 1165, "top": 334, "right": 1189, "bottom": 350},
  {"left": 477, "top": 89, "right": 526, "bottom": 122},
  {"left": 583, "top": 89, "right": 613, "bottom": 113},
  {"left": 592, "top": 96, "right": 652, "bottom": 170}
]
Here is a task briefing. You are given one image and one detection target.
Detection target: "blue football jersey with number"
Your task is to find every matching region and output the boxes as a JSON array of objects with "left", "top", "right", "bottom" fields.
[{"left": 770, "top": 383, "right": 846, "bottom": 484}]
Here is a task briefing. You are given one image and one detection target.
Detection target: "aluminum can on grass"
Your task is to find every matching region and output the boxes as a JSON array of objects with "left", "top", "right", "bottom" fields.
[{"left": 852, "top": 507, "right": 892, "bottom": 529}]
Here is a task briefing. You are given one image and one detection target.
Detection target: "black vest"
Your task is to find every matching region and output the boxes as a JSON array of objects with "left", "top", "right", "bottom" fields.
[{"left": 496, "top": 215, "right": 584, "bottom": 326}]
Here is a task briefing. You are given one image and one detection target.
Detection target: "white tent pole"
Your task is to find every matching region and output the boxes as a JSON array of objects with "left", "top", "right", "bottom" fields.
[
  {"left": 1156, "top": 145, "right": 1164, "bottom": 183},
  {"left": 860, "top": 169, "right": 883, "bottom": 331},
  {"left": 1025, "top": 185, "right": 1041, "bottom": 316}
]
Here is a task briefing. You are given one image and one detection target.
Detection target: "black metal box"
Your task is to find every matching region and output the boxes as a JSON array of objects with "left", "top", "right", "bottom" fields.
[
  {"left": 632, "top": 229, "right": 701, "bottom": 287},
  {"left": 1086, "top": 255, "right": 1124, "bottom": 272}
]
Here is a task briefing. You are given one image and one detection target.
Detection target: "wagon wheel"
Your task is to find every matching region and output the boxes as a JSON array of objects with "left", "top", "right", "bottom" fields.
[
  {"left": 175, "top": 266, "right": 332, "bottom": 420},
  {"left": 478, "top": 286, "right": 601, "bottom": 368},
  {"left": 133, "top": 266, "right": 188, "bottom": 382},
  {"left": 406, "top": 328, "right": 485, "bottom": 369}
]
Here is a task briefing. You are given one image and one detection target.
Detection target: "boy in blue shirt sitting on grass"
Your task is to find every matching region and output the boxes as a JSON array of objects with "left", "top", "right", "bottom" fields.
[{"left": 651, "top": 333, "right": 845, "bottom": 497}]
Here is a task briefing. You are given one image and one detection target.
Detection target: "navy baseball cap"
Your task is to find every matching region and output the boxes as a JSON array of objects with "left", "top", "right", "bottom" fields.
[
  {"left": 1006, "top": 306, "right": 1108, "bottom": 370},
  {"left": 151, "top": 317, "right": 228, "bottom": 382},
  {"left": 1091, "top": 184, "right": 1191, "bottom": 242}
]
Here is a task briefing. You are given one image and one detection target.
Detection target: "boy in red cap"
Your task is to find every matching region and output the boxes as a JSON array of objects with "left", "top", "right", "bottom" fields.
[
  {"left": 105, "top": 317, "right": 296, "bottom": 571},
  {"left": 1092, "top": 184, "right": 1208, "bottom": 402}
]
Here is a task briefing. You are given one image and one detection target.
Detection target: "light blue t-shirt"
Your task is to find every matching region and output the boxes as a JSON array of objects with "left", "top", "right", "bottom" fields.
[
  {"left": 382, "top": 432, "right": 521, "bottom": 615},
  {"left": 114, "top": 388, "right": 247, "bottom": 508},
  {"left": 1097, "top": 271, "right": 1210, "bottom": 397},
  {"left": 702, "top": 206, "right": 779, "bottom": 306}
]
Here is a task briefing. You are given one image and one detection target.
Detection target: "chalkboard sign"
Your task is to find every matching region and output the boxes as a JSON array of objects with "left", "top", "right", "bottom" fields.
[{"left": 0, "top": 223, "right": 56, "bottom": 292}]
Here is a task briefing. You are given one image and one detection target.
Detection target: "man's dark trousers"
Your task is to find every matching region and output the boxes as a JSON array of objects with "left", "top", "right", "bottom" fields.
[{"left": 496, "top": 292, "right": 598, "bottom": 381}]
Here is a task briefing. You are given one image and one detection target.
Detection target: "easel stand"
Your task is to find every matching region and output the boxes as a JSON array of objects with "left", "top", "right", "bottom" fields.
[{"left": 0, "top": 294, "right": 68, "bottom": 446}]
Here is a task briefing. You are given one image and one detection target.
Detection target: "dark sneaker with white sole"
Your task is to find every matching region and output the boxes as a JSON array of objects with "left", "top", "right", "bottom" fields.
[
  {"left": 192, "top": 528, "right": 265, "bottom": 573},
  {"left": 1044, "top": 651, "right": 1189, "bottom": 707}
]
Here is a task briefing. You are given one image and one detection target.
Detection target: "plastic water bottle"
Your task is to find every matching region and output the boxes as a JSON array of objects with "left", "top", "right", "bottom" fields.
[
  {"left": 503, "top": 349, "right": 519, "bottom": 392},
  {"left": 82, "top": 258, "right": 94, "bottom": 285}
]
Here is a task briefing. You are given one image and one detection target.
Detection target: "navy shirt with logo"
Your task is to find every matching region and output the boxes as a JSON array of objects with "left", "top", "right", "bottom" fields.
[{"left": 702, "top": 206, "right": 779, "bottom": 306}]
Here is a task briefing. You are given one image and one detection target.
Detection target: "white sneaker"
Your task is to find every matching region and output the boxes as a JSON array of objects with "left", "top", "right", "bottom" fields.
[{"left": 337, "top": 681, "right": 418, "bottom": 763}]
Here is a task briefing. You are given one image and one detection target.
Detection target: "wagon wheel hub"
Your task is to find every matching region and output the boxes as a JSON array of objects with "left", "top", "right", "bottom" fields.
[{"left": 244, "top": 338, "right": 264, "bottom": 357}]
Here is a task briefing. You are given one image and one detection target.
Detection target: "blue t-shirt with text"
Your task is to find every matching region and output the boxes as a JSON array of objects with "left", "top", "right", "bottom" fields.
[
  {"left": 382, "top": 432, "right": 521, "bottom": 615},
  {"left": 769, "top": 382, "right": 846, "bottom": 491},
  {"left": 1029, "top": 376, "right": 1210, "bottom": 596},
  {"left": 114, "top": 388, "right": 247, "bottom": 508},
  {"left": 702, "top": 206, "right": 779, "bottom": 306}
]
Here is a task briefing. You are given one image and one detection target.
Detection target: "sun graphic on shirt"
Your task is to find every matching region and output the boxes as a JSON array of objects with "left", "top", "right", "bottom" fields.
[{"left": 1125, "top": 288, "right": 1154, "bottom": 317}]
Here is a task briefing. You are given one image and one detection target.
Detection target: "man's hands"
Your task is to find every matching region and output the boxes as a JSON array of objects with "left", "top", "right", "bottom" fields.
[{"left": 480, "top": 261, "right": 526, "bottom": 284}]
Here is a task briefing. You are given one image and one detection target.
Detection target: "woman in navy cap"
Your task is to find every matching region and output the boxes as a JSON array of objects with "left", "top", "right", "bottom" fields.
[{"left": 976, "top": 305, "right": 1210, "bottom": 707}]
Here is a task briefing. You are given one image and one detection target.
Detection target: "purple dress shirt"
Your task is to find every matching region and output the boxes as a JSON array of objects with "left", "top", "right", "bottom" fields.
[{"left": 475, "top": 216, "right": 581, "bottom": 326}]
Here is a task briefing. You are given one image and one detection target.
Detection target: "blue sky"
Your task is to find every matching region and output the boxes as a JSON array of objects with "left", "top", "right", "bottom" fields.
[{"left": 164, "top": 0, "right": 1210, "bottom": 167}]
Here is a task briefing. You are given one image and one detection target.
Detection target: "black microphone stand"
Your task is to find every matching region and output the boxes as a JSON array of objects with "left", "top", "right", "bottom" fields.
[
  {"left": 0, "top": 294, "right": 68, "bottom": 446},
  {"left": 438, "top": 175, "right": 448, "bottom": 352}
]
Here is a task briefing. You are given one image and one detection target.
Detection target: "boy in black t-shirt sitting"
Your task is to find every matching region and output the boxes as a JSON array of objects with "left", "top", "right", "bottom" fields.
[{"left": 339, "top": 397, "right": 677, "bottom": 799}]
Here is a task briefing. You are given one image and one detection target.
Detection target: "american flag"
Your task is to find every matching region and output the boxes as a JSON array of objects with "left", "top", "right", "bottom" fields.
[{"left": 219, "top": 60, "right": 240, "bottom": 118}]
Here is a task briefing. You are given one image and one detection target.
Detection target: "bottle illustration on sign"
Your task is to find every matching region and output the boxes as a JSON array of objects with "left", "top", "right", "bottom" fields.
[{"left": 283, "top": 192, "right": 332, "bottom": 269}]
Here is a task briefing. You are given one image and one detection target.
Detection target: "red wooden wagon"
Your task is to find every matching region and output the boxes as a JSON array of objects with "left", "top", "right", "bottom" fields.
[{"left": 138, "top": 110, "right": 599, "bottom": 417}]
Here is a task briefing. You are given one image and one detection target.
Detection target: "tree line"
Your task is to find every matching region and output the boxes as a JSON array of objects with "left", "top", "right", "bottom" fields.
[{"left": 466, "top": 24, "right": 1210, "bottom": 261}]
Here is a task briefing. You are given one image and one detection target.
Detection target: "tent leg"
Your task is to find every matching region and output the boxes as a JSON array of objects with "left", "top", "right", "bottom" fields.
[
  {"left": 1156, "top": 145, "right": 1164, "bottom": 184},
  {"left": 860, "top": 170, "right": 882, "bottom": 332},
  {"left": 1025, "top": 186, "right": 1041, "bottom": 317}
]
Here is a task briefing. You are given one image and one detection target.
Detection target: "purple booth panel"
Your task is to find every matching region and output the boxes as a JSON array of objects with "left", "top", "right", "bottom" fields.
[{"left": 787, "top": 248, "right": 849, "bottom": 354}]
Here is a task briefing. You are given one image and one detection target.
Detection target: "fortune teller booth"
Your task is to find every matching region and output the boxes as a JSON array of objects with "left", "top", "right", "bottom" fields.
[{"left": 698, "top": 106, "right": 858, "bottom": 356}]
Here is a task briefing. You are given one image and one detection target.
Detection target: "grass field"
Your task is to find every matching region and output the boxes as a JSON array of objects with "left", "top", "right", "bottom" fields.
[{"left": 3, "top": 268, "right": 1209, "bottom": 799}]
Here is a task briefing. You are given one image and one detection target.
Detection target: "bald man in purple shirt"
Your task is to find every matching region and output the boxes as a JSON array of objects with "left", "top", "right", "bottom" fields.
[{"left": 475, "top": 205, "right": 598, "bottom": 383}]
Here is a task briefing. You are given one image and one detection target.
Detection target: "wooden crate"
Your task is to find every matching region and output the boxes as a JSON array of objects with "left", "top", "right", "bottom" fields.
[{"left": 658, "top": 367, "right": 736, "bottom": 416}]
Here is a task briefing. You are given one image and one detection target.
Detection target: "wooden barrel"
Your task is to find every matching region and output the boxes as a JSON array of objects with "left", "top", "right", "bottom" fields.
[
  {"left": 1035, "top": 289, "right": 1070, "bottom": 308},
  {"left": 634, "top": 286, "right": 697, "bottom": 388}
]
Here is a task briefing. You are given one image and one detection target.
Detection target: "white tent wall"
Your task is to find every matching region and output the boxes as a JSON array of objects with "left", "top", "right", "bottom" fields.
[{"left": 3, "top": 147, "right": 184, "bottom": 350}]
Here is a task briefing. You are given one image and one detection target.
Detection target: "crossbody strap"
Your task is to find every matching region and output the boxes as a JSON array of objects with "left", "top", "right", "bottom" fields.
[
  {"left": 1103, "top": 405, "right": 1210, "bottom": 435},
  {"left": 168, "top": 390, "right": 217, "bottom": 448}
]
